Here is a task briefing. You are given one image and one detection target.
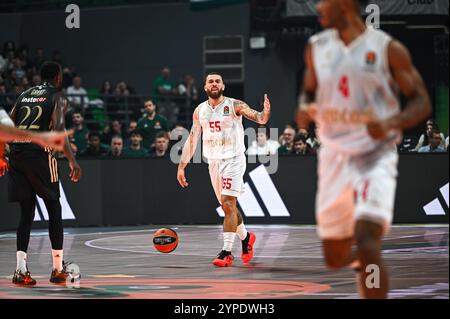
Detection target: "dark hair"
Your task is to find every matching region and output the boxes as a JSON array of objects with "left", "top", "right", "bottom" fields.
[
  {"left": 72, "top": 108, "right": 83, "bottom": 116},
  {"left": 40, "top": 61, "right": 61, "bottom": 81},
  {"left": 88, "top": 131, "right": 101, "bottom": 140},
  {"left": 204, "top": 72, "right": 223, "bottom": 83},
  {"left": 430, "top": 128, "right": 442, "bottom": 137},
  {"left": 129, "top": 129, "right": 142, "bottom": 137},
  {"left": 294, "top": 134, "right": 307, "bottom": 144},
  {"left": 155, "top": 131, "right": 168, "bottom": 140}
]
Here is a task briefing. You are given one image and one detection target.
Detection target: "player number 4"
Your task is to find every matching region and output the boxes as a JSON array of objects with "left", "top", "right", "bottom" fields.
[{"left": 338, "top": 75, "right": 350, "bottom": 98}]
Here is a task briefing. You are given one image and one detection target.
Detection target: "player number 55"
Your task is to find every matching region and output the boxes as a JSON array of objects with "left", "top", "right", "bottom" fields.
[
  {"left": 209, "top": 121, "right": 221, "bottom": 132},
  {"left": 222, "top": 178, "right": 232, "bottom": 190}
]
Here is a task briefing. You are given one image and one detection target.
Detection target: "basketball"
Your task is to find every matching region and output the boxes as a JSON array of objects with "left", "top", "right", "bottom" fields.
[{"left": 153, "top": 228, "right": 179, "bottom": 253}]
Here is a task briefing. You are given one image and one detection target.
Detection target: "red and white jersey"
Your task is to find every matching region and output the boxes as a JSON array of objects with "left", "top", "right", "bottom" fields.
[
  {"left": 198, "top": 96, "right": 246, "bottom": 160},
  {"left": 310, "top": 26, "right": 401, "bottom": 155}
]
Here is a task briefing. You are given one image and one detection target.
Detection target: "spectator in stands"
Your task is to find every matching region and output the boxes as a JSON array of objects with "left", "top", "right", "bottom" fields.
[
  {"left": 247, "top": 128, "right": 279, "bottom": 155},
  {"left": 72, "top": 110, "right": 90, "bottom": 153},
  {"left": 102, "top": 119, "right": 123, "bottom": 145},
  {"left": 414, "top": 119, "right": 446, "bottom": 151},
  {"left": 108, "top": 135, "right": 124, "bottom": 158},
  {"left": 62, "top": 66, "right": 74, "bottom": 89},
  {"left": 137, "top": 99, "right": 169, "bottom": 149},
  {"left": 151, "top": 132, "right": 170, "bottom": 158},
  {"left": 2, "top": 41, "right": 15, "bottom": 56},
  {"left": 11, "top": 57, "right": 26, "bottom": 82},
  {"left": 153, "top": 67, "right": 177, "bottom": 98},
  {"left": 31, "top": 48, "right": 45, "bottom": 69},
  {"left": 79, "top": 131, "right": 110, "bottom": 157},
  {"left": 31, "top": 74, "right": 42, "bottom": 87},
  {"left": 0, "top": 52, "right": 6, "bottom": 72},
  {"left": 306, "top": 125, "right": 321, "bottom": 150},
  {"left": 0, "top": 83, "right": 8, "bottom": 107},
  {"left": 122, "top": 130, "right": 150, "bottom": 158},
  {"left": 278, "top": 127, "right": 296, "bottom": 155},
  {"left": 178, "top": 74, "right": 199, "bottom": 102},
  {"left": 67, "top": 76, "right": 89, "bottom": 109},
  {"left": 418, "top": 129, "right": 446, "bottom": 153},
  {"left": 152, "top": 67, "right": 178, "bottom": 125},
  {"left": 292, "top": 134, "right": 316, "bottom": 156},
  {"left": 100, "top": 80, "right": 114, "bottom": 98},
  {"left": 446, "top": 135, "right": 449, "bottom": 151},
  {"left": 127, "top": 119, "right": 138, "bottom": 134},
  {"left": 124, "top": 119, "right": 138, "bottom": 148},
  {"left": 21, "top": 77, "right": 30, "bottom": 90},
  {"left": 67, "top": 130, "right": 78, "bottom": 157},
  {"left": 18, "top": 47, "right": 31, "bottom": 72},
  {"left": 52, "top": 50, "right": 63, "bottom": 65}
]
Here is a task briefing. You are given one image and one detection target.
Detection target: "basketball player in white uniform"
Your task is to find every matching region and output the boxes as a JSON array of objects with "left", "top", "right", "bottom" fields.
[
  {"left": 177, "top": 73, "right": 271, "bottom": 267},
  {"left": 296, "top": 0, "right": 431, "bottom": 298},
  {"left": 1, "top": 108, "right": 69, "bottom": 177}
]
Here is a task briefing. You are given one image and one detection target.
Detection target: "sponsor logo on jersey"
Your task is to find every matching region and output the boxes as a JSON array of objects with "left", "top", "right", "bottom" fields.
[
  {"left": 223, "top": 105, "right": 230, "bottom": 116},
  {"left": 30, "top": 89, "right": 46, "bottom": 96},
  {"left": 366, "top": 51, "right": 376, "bottom": 65},
  {"left": 154, "top": 121, "right": 162, "bottom": 129},
  {"left": 21, "top": 97, "right": 46, "bottom": 103},
  {"left": 364, "top": 51, "right": 377, "bottom": 72}
]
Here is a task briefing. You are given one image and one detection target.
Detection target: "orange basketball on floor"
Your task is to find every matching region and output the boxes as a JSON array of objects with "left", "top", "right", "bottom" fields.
[{"left": 153, "top": 228, "right": 179, "bottom": 253}]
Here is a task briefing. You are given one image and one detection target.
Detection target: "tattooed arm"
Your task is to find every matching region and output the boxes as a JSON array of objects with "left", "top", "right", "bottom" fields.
[
  {"left": 177, "top": 107, "right": 202, "bottom": 188},
  {"left": 234, "top": 94, "right": 271, "bottom": 125}
]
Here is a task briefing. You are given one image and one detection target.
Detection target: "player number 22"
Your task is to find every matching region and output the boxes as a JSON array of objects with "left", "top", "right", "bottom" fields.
[
  {"left": 222, "top": 178, "right": 232, "bottom": 190},
  {"left": 209, "top": 121, "right": 221, "bottom": 132}
]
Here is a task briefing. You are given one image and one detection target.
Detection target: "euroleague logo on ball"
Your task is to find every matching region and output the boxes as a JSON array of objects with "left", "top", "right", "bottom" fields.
[{"left": 153, "top": 228, "right": 179, "bottom": 253}]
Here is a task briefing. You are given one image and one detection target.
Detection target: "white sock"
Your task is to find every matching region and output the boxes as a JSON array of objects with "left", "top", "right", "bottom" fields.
[
  {"left": 52, "top": 249, "right": 63, "bottom": 272},
  {"left": 236, "top": 223, "right": 248, "bottom": 241},
  {"left": 16, "top": 251, "right": 27, "bottom": 272},
  {"left": 222, "top": 232, "right": 236, "bottom": 252}
]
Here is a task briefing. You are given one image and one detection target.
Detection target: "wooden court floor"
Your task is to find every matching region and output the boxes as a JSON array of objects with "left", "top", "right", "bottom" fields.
[{"left": 0, "top": 225, "right": 448, "bottom": 299}]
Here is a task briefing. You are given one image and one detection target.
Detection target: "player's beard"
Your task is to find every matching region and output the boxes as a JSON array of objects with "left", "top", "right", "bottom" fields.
[{"left": 206, "top": 88, "right": 224, "bottom": 100}]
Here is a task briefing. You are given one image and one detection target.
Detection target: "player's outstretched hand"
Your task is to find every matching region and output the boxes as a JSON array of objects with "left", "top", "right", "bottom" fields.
[
  {"left": 69, "top": 160, "right": 82, "bottom": 183},
  {"left": 177, "top": 168, "right": 189, "bottom": 188},
  {"left": 35, "top": 130, "right": 72, "bottom": 152},
  {"left": 0, "top": 158, "right": 8, "bottom": 177}
]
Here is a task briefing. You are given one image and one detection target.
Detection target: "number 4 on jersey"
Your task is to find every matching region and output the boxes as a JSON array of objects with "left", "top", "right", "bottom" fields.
[{"left": 338, "top": 75, "right": 350, "bottom": 98}]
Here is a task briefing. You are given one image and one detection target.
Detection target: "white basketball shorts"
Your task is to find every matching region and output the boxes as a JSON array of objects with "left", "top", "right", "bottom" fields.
[
  {"left": 208, "top": 154, "right": 246, "bottom": 204},
  {"left": 316, "top": 145, "right": 399, "bottom": 240}
]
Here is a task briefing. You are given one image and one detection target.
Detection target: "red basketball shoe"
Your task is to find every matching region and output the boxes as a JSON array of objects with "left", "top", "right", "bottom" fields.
[
  {"left": 241, "top": 232, "right": 256, "bottom": 264},
  {"left": 213, "top": 250, "right": 233, "bottom": 267}
]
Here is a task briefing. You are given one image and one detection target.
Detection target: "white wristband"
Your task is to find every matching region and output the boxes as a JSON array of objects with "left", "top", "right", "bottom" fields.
[{"left": 0, "top": 109, "right": 14, "bottom": 127}]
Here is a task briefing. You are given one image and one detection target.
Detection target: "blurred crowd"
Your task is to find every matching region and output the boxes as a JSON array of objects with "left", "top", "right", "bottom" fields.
[{"left": 1, "top": 40, "right": 448, "bottom": 159}]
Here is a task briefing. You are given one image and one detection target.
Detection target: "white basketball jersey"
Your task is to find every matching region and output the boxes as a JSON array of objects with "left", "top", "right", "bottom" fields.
[
  {"left": 310, "top": 27, "right": 401, "bottom": 155},
  {"left": 198, "top": 96, "right": 246, "bottom": 160}
]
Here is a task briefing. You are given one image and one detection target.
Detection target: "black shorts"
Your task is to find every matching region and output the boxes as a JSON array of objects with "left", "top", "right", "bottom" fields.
[{"left": 8, "top": 149, "right": 60, "bottom": 202}]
